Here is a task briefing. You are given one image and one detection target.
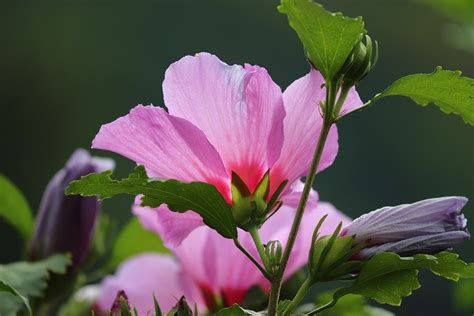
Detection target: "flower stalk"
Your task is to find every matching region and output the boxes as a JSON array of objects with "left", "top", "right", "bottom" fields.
[{"left": 267, "top": 79, "right": 342, "bottom": 316}]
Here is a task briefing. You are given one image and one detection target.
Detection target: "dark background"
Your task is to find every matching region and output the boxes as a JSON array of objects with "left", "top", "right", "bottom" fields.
[{"left": 1, "top": 0, "right": 473, "bottom": 315}]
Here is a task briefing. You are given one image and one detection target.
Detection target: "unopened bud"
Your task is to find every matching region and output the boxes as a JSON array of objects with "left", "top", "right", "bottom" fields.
[
  {"left": 338, "top": 35, "right": 378, "bottom": 89},
  {"left": 29, "top": 149, "right": 114, "bottom": 273},
  {"left": 265, "top": 240, "right": 283, "bottom": 275}
]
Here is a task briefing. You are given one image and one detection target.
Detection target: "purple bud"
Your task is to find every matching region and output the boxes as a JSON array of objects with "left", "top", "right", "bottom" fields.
[
  {"left": 342, "top": 197, "right": 470, "bottom": 258},
  {"left": 357, "top": 231, "right": 471, "bottom": 259},
  {"left": 29, "top": 149, "right": 114, "bottom": 271}
]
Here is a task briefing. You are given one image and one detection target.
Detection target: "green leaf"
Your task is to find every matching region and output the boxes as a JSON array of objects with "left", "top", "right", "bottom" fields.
[
  {"left": 0, "top": 174, "right": 34, "bottom": 241},
  {"left": 0, "top": 254, "right": 70, "bottom": 298},
  {"left": 334, "top": 253, "right": 437, "bottom": 306},
  {"left": 106, "top": 218, "right": 170, "bottom": 270},
  {"left": 377, "top": 67, "right": 474, "bottom": 125},
  {"left": 66, "top": 166, "right": 237, "bottom": 239},
  {"left": 430, "top": 251, "right": 474, "bottom": 281},
  {"left": 0, "top": 255, "right": 70, "bottom": 316},
  {"left": 216, "top": 304, "right": 263, "bottom": 316},
  {"left": 278, "top": 0, "right": 365, "bottom": 81},
  {"left": 315, "top": 291, "right": 394, "bottom": 316},
  {"left": 0, "top": 280, "right": 32, "bottom": 316}
]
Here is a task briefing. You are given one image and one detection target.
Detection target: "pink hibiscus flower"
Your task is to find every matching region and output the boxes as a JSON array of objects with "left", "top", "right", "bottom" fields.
[
  {"left": 92, "top": 52, "right": 362, "bottom": 244},
  {"left": 98, "top": 196, "right": 349, "bottom": 314}
]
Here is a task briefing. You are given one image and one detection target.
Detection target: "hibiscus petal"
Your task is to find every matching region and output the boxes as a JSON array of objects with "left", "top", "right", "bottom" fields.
[
  {"left": 163, "top": 52, "right": 285, "bottom": 192},
  {"left": 174, "top": 227, "right": 263, "bottom": 305},
  {"left": 133, "top": 197, "right": 204, "bottom": 248},
  {"left": 92, "top": 105, "right": 229, "bottom": 196},
  {"left": 270, "top": 69, "right": 362, "bottom": 194},
  {"left": 98, "top": 253, "right": 203, "bottom": 314}
]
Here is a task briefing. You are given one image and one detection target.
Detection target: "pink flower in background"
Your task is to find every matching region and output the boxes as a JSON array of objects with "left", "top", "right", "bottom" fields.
[
  {"left": 92, "top": 52, "right": 362, "bottom": 244},
  {"left": 98, "top": 194, "right": 350, "bottom": 314}
]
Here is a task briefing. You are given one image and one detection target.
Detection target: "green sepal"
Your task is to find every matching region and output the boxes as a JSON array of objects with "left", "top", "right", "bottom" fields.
[
  {"left": 153, "top": 294, "right": 162, "bottom": 316},
  {"left": 230, "top": 170, "right": 285, "bottom": 230}
]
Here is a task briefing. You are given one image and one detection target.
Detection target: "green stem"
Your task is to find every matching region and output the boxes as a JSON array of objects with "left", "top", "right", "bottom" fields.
[
  {"left": 335, "top": 92, "right": 383, "bottom": 122},
  {"left": 332, "top": 86, "right": 351, "bottom": 119},
  {"left": 307, "top": 299, "right": 337, "bottom": 315},
  {"left": 249, "top": 226, "right": 270, "bottom": 271},
  {"left": 282, "top": 278, "right": 312, "bottom": 315},
  {"left": 233, "top": 239, "right": 271, "bottom": 280},
  {"left": 267, "top": 79, "right": 343, "bottom": 316},
  {"left": 267, "top": 120, "right": 333, "bottom": 316}
]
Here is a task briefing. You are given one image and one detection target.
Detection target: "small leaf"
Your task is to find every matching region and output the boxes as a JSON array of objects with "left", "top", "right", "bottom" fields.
[
  {"left": 377, "top": 67, "right": 474, "bottom": 125},
  {"left": 0, "top": 174, "right": 34, "bottom": 241},
  {"left": 0, "top": 254, "right": 70, "bottom": 298},
  {"left": 278, "top": 0, "right": 365, "bottom": 81},
  {"left": 0, "top": 255, "right": 70, "bottom": 316},
  {"left": 216, "top": 304, "right": 263, "bottom": 316},
  {"left": 106, "top": 218, "right": 169, "bottom": 270},
  {"left": 333, "top": 253, "right": 437, "bottom": 306},
  {"left": 0, "top": 280, "right": 32, "bottom": 316},
  {"left": 66, "top": 166, "right": 237, "bottom": 239},
  {"left": 431, "top": 251, "right": 474, "bottom": 281}
]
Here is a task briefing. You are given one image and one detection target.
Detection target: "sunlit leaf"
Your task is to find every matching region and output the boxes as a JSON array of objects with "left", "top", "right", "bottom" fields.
[
  {"left": 430, "top": 251, "right": 474, "bottom": 281},
  {"left": 376, "top": 67, "right": 474, "bottom": 125},
  {"left": 278, "top": 0, "right": 365, "bottom": 81},
  {"left": 333, "top": 253, "right": 437, "bottom": 306}
]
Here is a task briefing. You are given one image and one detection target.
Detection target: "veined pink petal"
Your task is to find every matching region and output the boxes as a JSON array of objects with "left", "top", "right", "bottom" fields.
[
  {"left": 174, "top": 226, "right": 263, "bottom": 307},
  {"left": 163, "top": 52, "right": 285, "bottom": 192},
  {"left": 98, "top": 254, "right": 204, "bottom": 315},
  {"left": 339, "top": 85, "right": 364, "bottom": 115},
  {"left": 132, "top": 189, "right": 350, "bottom": 307},
  {"left": 92, "top": 105, "right": 229, "bottom": 198},
  {"left": 280, "top": 180, "right": 319, "bottom": 209},
  {"left": 270, "top": 69, "right": 362, "bottom": 195},
  {"left": 133, "top": 197, "right": 204, "bottom": 248}
]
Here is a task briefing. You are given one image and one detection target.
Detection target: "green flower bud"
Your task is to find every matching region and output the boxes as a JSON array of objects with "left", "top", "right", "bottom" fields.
[
  {"left": 308, "top": 221, "right": 362, "bottom": 282},
  {"left": 265, "top": 240, "right": 283, "bottom": 275},
  {"left": 338, "top": 35, "right": 378, "bottom": 89}
]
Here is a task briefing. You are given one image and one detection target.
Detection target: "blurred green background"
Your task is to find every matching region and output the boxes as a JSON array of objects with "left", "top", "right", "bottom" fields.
[{"left": 1, "top": 0, "right": 473, "bottom": 315}]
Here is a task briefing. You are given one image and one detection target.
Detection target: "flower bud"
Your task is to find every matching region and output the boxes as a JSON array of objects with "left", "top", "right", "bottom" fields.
[
  {"left": 337, "top": 34, "right": 378, "bottom": 89},
  {"left": 357, "top": 231, "right": 470, "bottom": 259},
  {"left": 308, "top": 220, "right": 362, "bottom": 281},
  {"left": 342, "top": 196, "right": 470, "bottom": 259},
  {"left": 29, "top": 149, "right": 114, "bottom": 272},
  {"left": 265, "top": 240, "right": 283, "bottom": 275}
]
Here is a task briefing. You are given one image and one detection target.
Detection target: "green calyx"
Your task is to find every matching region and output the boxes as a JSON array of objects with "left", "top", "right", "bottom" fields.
[
  {"left": 308, "top": 220, "right": 363, "bottom": 282},
  {"left": 230, "top": 171, "right": 287, "bottom": 230}
]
